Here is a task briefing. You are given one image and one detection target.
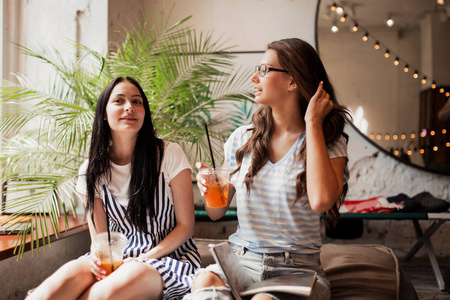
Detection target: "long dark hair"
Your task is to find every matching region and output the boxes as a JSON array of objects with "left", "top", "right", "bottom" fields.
[
  {"left": 85, "top": 77, "right": 164, "bottom": 233},
  {"left": 231, "top": 38, "right": 350, "bottom": 226}
]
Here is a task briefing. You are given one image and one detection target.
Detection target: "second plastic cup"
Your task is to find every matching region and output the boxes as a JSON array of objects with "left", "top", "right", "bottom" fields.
[
  {"left": 93, "top": 232, "right": 128, "bottom": 275},
  {"left": 199, "top": 167, "right": 229, "bottom": 208}
]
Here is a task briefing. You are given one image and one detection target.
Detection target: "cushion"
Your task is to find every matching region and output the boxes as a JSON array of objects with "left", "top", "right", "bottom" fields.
[{"left": 321, "top": 243, "right": 417, "bottom": 300}]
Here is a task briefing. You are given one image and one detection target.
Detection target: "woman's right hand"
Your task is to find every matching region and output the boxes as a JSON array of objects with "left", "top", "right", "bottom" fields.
[
  {"left": 90, "top": 245, "right": 107, "bottom": 281},
  {"left": 195, "top": 162, "right": 209, "bottom": 196}
]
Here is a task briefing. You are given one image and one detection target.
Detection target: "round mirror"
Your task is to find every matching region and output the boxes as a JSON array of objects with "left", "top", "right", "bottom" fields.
[{"left": 317, "top": 0, "right": 450, "bottom": 174}]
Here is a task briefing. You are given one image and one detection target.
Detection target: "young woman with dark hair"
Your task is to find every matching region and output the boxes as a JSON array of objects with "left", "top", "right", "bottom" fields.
[
  {"left": 28, "top": 77, "right": 200, "bottom": 300},
  {"left": 184, "top": 38, "right": 350, "bottom": 300}
]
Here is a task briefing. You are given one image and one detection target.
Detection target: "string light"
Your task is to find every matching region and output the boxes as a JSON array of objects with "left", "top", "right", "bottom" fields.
[
  {"left": 420, "top": 149, "right": 425, "bottom": 154},
  {"left": 421, "top": 76, "right": 427, "bottom": 84},
  {"left": 386, "top": 16, "right": 394, "bottom": 27},
  {"left": 411, "top": 133, "right": 416, "bottom": 139},
  {"left": 362, "top": 32, "right": 369, "bottom": 41},
  {"left": 376, "top": 134, "right": 382, "bottom": 140},
  {"left": 443, "top": 129, "right": 447, "bottom": 134},
  {"left": 430, "top": 130, "right": 436, "bottom": 136},
  {"left": 393, "top": 134, "right": 398, "bottom": 140},
  {"left": 328, "top": 2, "right": 450, "bottom": 99},
  {"left": 401, "top": 133, "right": 406, "bottom": 139},
  {"left": 385, "top": 134, "right": 390, "bottom": 140},
  {"left": 330, "top": 2, "right": 337, "bottom": 11},
  {"left": 374, "top": 41, "right": 380, "bottom": 50},
  {"left": 433, "top": 146, "right": 438, "bottom": 151}
]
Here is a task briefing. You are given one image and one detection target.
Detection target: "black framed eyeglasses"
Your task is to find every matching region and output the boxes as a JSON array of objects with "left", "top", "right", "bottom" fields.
[{"left": 255, "top": 64, "right": 288, "bottom": 77}]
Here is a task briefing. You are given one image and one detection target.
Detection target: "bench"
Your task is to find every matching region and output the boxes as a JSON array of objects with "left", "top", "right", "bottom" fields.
[{"left": 195, "top": 209, "right": 450, "bottom": 291}]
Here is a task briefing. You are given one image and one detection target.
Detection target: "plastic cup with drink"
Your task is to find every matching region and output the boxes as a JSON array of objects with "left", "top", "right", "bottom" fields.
[
  {"left": 199, "top": 167, "right": 229, "bottom": 208},
  {"left": 92, "top": 232, "right": 128, "bottom": 275}
]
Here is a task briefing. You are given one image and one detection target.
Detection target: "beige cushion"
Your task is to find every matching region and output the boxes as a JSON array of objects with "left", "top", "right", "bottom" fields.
[{"left": 321, "top": 244, "right": 401, "bottom": 299}]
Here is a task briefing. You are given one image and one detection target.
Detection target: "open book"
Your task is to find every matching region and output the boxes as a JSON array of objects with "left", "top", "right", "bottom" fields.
[{"left": 209, "top": 242, "right": 317, "bottom": 300}]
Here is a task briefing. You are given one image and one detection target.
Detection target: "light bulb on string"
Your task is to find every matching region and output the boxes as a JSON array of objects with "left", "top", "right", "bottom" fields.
[
  {"left": 376, "top": 134, "right": 382, "bottom": 140},
  {"left": 442, "top": 129, "right": 447, "bottom": 134},
  {"left": 420, "top": 149, "right": 425, "bottom": 154},
  {"left": 401, "top": 133, "right": 406, "bottom": 139},
  {"left": 384, "top": 50, "right": 390, "bottom": 58},
  {"left": 374, "top": 41, "right": 380, "bottom": 50},
  {"left": 403, "top": 64, "right": 409, "bottom": 72},
  {"left": 413, "top": 70, "right": 419, "bottom": 79},
  {"left": 331, "top": 25, "right": 339, "bottom": 33},
  {"left": 362, "top": 32, "right": 369, "bottom": 41},
  {"left": 431, "top": 81, "right": 437, "bottom": 89},
  {"left": 336, "top": 6, "right": 344, "bottom": 14},
  {"left": 436, "top": 0, "right": 445, "bottom": 5},
  {"left": 340, "top": 13, "right": 347, "bottom": 22},
  {"left": 385, "top": 134, "right": 390, "bottom": 140},
  {"left": 393, "top": 134, "right": 398, "bottom": 140},
  {"left": 446, "top": 142, "right": 450, "bottom": 147},
  {"left": 330, "top": 2, "right": 337, "bottom": 11},
  {"left": 394, "top": 57, "right": 399, "bottom": 65},
  {"left": 430, "top": 130, "right": 436, "bottom": 136},
  {"left": 369, "top": 133, "right": 375, "bottom": 139},
  {"left": 411, "top": 133, "right": 416, "bottom": 139},
  {"left": 394, "top": 150, "right": 399, "bottom": 155},
  {"left": 386, "top": 16, "right": 394, "bottom": 27},
  {"left": 407, "top": 150, "right": 412, "bottom": 156},
  {"left": 433, "top": 146, "right": 438, "bottom": 151},
  {"left": 446, "top": 92, "right": 450, "bottom": 97},
  {"left": 440, "top": 88, "right": 445, "bottom": 93},
  {"left": 421, "top": 76, "right": 427, "bottom": 84},
  {"left": 352, "top": 22, "right": 359, "bottom": 32}
]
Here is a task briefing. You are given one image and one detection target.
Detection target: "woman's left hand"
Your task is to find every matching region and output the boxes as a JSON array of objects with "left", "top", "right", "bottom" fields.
[{"left": 305, "top": 81, "right": 334, "bottom": 126}]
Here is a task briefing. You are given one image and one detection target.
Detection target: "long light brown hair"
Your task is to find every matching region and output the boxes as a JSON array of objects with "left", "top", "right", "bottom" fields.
[{"left": 231, "top": 38, "right": 350, "bottom": 226}]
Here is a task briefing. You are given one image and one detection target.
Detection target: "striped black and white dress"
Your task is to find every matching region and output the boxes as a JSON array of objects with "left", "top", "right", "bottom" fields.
[{"left": 77, "top": 142, "right": 201, "bottom": 300}]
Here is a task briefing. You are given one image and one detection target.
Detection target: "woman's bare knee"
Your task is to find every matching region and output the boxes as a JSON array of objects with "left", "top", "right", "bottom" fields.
[
  {"left": 192, "top": 271, "right": 226, "bottom": 291},
  {"left": 251, "top": 294, "right": 273, "bottom": 300}
]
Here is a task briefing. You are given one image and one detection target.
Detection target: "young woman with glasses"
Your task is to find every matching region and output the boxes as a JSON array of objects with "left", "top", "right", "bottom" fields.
[{"left": 184, "top": 38, "right": 350, "bottom": 300}]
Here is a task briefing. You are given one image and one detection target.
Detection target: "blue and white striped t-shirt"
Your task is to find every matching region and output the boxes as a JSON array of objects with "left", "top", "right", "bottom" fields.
[{"left": 225, "top": 125, "right": 349, "bottom": 255}]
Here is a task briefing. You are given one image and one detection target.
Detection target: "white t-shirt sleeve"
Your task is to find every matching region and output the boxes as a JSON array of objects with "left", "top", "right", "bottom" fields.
[
  {"left": 163, "top": 142, "right": 192, "bottom": 182},
  {"left": 76, "top": 159, "right": 89, "bottom": 197}
]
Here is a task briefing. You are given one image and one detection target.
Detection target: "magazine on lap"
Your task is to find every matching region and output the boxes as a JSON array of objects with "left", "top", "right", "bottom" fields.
[{"left": 209, "top": 242, "right": 317, "bottom": 299}]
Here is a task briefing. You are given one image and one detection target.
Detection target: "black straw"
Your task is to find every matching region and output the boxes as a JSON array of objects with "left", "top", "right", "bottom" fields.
[
  {"left": 204, "top": 123, "right": 216, "bottom": 169},
  {"left": 102, "top": 185, "right": 114, "bottom": 272}
]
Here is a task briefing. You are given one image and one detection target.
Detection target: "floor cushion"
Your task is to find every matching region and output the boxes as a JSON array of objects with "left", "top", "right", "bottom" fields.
[{"left": 196, "top": 239, "right": 418, "bottom": 299}]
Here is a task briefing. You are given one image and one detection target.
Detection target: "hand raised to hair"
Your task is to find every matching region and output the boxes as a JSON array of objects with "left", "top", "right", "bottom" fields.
[{"left": 305, "top": 81, "right": 334, "bottom": 126}]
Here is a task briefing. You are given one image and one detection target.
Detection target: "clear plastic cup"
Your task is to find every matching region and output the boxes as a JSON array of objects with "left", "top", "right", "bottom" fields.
[
  {"left": 199, "top": 167, "right": 229, "bottom": 208},
  {"left": 92, "top": 232, "right": 128, "bottom": 275}
]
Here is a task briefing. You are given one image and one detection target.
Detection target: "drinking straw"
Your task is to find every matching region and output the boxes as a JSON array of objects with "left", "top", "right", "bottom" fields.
[
  {"left": 204, "top": 123, "right": 224, "bottom": 201},
  {"left": 204, "top": 123, "right": 216, "bottom": 169},
  {"left": 102, "top": 185, "right": 114, "bottom": 272}
]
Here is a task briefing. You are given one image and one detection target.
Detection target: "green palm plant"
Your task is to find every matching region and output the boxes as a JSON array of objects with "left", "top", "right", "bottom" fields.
[{"left": 0, "top": 7, "right": 254, "bottom": 259}]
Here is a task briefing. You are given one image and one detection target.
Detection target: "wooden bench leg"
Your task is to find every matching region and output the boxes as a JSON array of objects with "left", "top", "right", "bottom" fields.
[{"left": 405, "top": 220, "right": 446, "bottom": 291}]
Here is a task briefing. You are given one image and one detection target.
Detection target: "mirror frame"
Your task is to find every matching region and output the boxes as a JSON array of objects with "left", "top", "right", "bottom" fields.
[{"left": 314, "top": 0, "right": 450, "bottom": 176}]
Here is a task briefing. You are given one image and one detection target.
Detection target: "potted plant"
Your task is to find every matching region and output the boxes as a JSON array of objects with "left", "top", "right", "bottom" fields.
[{"left": 0, "top": 7, "right": 254, "bottom": 259}]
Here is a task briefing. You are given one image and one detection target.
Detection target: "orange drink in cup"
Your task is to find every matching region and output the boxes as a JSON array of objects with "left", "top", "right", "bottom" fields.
[
  {"left": 199, "top": 168, "right": 229, "bottom": 208},
  {"left": 93, "top": 232, "right": 128, "bottom": 276}
]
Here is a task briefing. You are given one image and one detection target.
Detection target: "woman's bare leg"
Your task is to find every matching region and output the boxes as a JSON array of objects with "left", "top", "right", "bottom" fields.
[
  {"left": 27, "top": 258, "right": 95, "bottom": 300},
  {"left": 79, "top": 261, "right": 164, "bottom": 300}
]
